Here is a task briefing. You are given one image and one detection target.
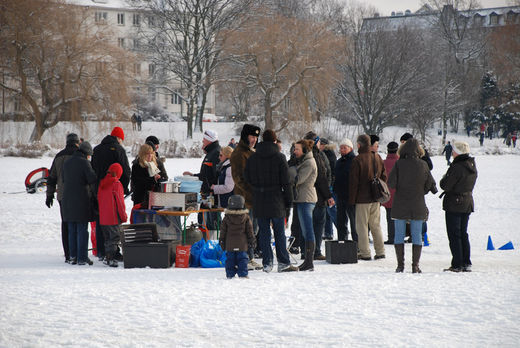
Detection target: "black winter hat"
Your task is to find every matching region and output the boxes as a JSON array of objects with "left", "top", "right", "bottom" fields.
[
  {"left": 400, "top": 133, "right": 413, "bottom": 142},
  {"left": 387, "top": 141, "right": 399, "bottom": 153},
  {"left": 320, "top": 138, "right": 329, "bottom": 145},
  {"left": 370, "top": 134, "right": 380, "bottom": 145},
  {"left": 66, "top": 133, "right": 80, "bottom": 145},
  {"left": 145, "top": 135, "right": 159, "bottom": 145},
  {"left": 240, "top": 124, "right": 261, "bottom": 142},
  {"left": 79, "top": 141, "right": 93, "bottom": 156},
  {"left": 227, "top": 194, "right": 245, "bottom": 210}
]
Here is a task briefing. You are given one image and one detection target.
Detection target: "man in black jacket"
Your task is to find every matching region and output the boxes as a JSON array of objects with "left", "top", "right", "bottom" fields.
[
  {"left": 320, "top": 138, "right": 337, "bottom": 240},
  {"left": 91, "top": 126, "right": 130, "bottom": 260},
  {"left": 304, "top": 131, "right": 334, "bottom": 260},
  {"left": 245, "top": 130, "right": 297, "bottom": 273},
  {"left": 46, "top": 133, "right": 80, "bottom": 262},
  {"left": 334, "top": 138, "right": 357, "bottom": 242},
  {"left": 183, "top": 129, "right": 221, "bottom": 230}
]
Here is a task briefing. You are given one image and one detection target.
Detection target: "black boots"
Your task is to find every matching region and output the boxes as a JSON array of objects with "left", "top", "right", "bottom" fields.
[
  {"left": 298, "top": 241, "right": 315, "bottom": 271},
  {"left": 412, "top": 244, "right": 422, "bottom": 273},
  {"left": 394, "top": 244, "right": 404, "bottom": 273}
]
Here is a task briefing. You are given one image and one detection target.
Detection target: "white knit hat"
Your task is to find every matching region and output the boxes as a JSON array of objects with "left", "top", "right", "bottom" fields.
[
  {"left": 340, "top": 138, "right": 353, "bottom": 149},
  {"left": 203, "top": 130, "right": 218, "bottom": 143},
  {"left": 453, "top": 141, "right": 470, "bottom": 155}
]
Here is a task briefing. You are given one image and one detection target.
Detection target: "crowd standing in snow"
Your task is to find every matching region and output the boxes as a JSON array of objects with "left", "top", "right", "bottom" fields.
[{"left": 45, "top": 124, "right": 478, "bottom": 274}]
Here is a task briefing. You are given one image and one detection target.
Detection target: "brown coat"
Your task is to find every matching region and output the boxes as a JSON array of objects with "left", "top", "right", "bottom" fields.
[
  {"left": 348, "top": 142, "right": 387, "bottom": 205},
  {"left": 230, "top": 140, "right": 254, "bottom": 209},
  {"left": 388, "top": 140, "right": 437, "bottom": 221},
  {"left": 219, "top": 209, "right": 255, "bottom": 252}
]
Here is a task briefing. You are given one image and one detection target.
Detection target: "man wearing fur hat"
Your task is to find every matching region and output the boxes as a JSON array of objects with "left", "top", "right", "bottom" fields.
[
  {"left": 440, "top": 141, "right": 477, "bottom": 272},
  {"left": 46, "top": 133, "right": 80, "bottom": 263},
  {"left": 230, "top": 124, "right": 262, "bottom": 269},
  {"left": 91, "top": 126, "right": 131, "bottom": 261}
]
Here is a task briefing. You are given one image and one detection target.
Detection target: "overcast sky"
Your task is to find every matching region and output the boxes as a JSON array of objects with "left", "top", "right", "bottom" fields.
[{"left": 361, "top": 0, "right": 511, "bottom": 16}]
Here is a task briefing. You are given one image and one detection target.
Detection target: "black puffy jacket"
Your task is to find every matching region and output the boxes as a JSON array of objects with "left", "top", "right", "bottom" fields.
[
  {"left": 92, "top": 135, "right": 131, "bottom": 194},
  {"left": 440, "top": 154, "right": 477, "bottom": 213}
]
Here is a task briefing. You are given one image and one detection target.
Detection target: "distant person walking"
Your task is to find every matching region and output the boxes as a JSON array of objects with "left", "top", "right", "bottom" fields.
[
  {"left": 131, "top": 113, "right": 137, "bottom": 131},
  {"left": 442, "top": 141, "right": 453, "bottom": 165},
  {"left": 137, "top": 114, "right": 143, "bottom": 131}
]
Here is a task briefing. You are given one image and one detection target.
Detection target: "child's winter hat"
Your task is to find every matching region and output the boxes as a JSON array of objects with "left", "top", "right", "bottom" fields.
[
  {"left": 108, "top": 163, "right": 123, "bottom": 179},
  {"left": 227, "top": 194, "right": 245, "bottom": 210},
  {"left": 453, "top": 141, "right": 470, "bottom": 155}
]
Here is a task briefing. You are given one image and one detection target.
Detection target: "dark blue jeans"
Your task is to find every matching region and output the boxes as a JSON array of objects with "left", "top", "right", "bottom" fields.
[
  {"left": 296, "top": 203, "right": 315, "bottom": 243},
  {"left": 225, "top": 251, "right": 249, "bottom": 278},
  {"left": 313, "top": 205, "right": 327, "bottom": 255},
  {"left": 95, "top": 217, "right": 105, "bottom": 257},
  {"left": 446, "top": 211, "right": 472, "bottom": 269},
  {"left": 257, "top": 217, "right": 290, "bottom": 267},
  {"left": 68, "top": 222, "right": 89, "bottom": 263}
]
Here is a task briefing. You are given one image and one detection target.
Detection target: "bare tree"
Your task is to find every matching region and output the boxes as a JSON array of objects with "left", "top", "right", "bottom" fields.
[
  {"left": 335, "top": 16, "right": 426, "bottom": 135},
  {"left": 133, "top": 0, "right": 255, "bottom": 138},
  {"left": 0, "top": 0, "right": 134, "bottom": 142},
  {"left": 425, "top": 0, "right": 487, "bottom": 143},
  {"left": 222, "top": 7, "right": 340, "bottom": 130}
]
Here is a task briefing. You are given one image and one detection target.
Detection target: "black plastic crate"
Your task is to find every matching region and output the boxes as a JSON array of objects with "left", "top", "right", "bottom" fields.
[
  {"left": 123, "top": 241, "right": 176, "bottom": 268},
  {"left": 325, "top": 240, "right": 358, "bottom": 264}
]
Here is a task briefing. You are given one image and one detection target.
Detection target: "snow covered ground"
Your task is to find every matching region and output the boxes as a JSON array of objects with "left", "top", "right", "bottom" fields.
[{"left": 1, "top": 150, "right": 519, "bottom": 347}]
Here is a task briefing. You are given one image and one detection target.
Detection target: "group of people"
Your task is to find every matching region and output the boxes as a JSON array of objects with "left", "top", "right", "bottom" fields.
[
  {"left": 46, "top": 124, "right": 478, "bottom": 277},
  {"left": 46, "top": 127, "right": 160, "bottom": 268},
  {"left": 212, "top": 127, "right": 477, "bottom": 278},
  {"left": 130, "top": 113, "right": 143, "bottom": 131}
]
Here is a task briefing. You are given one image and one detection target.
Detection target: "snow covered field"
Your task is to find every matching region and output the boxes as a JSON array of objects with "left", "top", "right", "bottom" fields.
[{"left": 1, "top": 151, "right": 519, "bottom": 347}]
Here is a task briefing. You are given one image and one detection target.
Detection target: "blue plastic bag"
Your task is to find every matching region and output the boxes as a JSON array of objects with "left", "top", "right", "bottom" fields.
[
  {"left": 200, "top": 240, "right": 226, "bottom": 268},
  {"left": 189, "top": 239, "right": 206, "bottom": 267}
]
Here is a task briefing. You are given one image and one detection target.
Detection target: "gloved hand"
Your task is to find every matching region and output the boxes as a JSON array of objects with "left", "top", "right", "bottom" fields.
[{"left": 45, "top": 196, "right": 54, "bottom": 208}]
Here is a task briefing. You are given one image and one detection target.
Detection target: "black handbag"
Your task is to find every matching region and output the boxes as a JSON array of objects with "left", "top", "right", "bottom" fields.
[{"left": 370, "top": 153, "right": 390, "bottom": 204}]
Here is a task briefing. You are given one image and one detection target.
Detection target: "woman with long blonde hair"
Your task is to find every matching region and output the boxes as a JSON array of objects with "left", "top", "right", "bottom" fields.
[{"left": 130, "top": 143, "right": 166, "bottom": 206}]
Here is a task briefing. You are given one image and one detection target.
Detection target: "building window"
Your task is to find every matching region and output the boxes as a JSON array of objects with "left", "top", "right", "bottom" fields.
[
  {"left": 13, "top": 96, "right": 22, "bottom": 112},
  {"left": 133, "top": 63, "right": 141, "bottom": 76},
  {"left": 489, "top": 14, "right": 499, "bottom": 26},
  {"left": 95, "top": 61, "right": 107, "bottom": 74},
  {"left": 133, "top": 38, "right": 140, "bottom": 50},
  {"left": 95, "top": 11, "right": 108, "bottom": 24},
  {"left": 473, "top": 14, "right": 484, "bottom": 26},
  {"left": 118, "top": 38, "right": 125, "bottom": 48},
  {"left": 148, "top": 64, "right": 155, "bottom": 77},
  {"left": 148, "top": 87, "right": 156, "bottom": 101},
  {"left": 117, "top": 13, "right": 125, "bottom": 25},
  {"left": 171, "top": 92, "right": 182, "bottom": 104},
  {"left": 133, "top": 13, "right": 140, "bottom": 26},
  {"left": 148, "top": 16, "right": 156, "bottom": 27}
]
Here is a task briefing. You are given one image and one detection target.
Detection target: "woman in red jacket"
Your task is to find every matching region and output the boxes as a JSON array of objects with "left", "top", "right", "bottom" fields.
[{"left": 98, "top": 163, "right": 128, "bottom": 267}]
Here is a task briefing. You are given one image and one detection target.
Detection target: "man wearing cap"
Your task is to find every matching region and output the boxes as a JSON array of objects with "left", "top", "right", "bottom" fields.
[
  {"left": 230, "top": 124, "right": 262, "bottom": 269},
  {"left": 46, "top": 133, "right": 80, "bottom": 263},
  {"left": 183, "top": 130, "right": 221, "bottom": 229},
  {"left": 349, "top": 134, "right": 387, "bottom": 260},
  {"left": 319, "top": 138, "right": 337, "bottom": 240},
  {"left": 440, "top": 141, "right": 477, "bottom": 272},
  {"left": 383, "top": 141, "right": 399, "bottom": 244},
  {"left": 303, "top": 131, "right": 334, "bottom": 260},
  {"left": 334, "top": 138, "right": 357, "bottom": 242},
  {"left": 91, "top": 126, "right": 131, "bottom": 260},
  {"left": 61, "top": 141, "right": 97, "bottom": 266}
]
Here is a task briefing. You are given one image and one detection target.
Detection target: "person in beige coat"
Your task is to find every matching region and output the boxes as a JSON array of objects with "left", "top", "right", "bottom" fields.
[{"left": 290, "top": 139, "right": 318, "bottom": 271}]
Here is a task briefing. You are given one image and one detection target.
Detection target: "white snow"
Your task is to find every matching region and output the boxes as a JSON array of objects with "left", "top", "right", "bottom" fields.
[{"left": 1, "top": 122, "right": 520, "bottom": 347}]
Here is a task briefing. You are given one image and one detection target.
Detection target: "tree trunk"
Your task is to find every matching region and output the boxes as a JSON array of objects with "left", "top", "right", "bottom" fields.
[{"left": 264, "top": 95, "right": 273, "bottom": 130}]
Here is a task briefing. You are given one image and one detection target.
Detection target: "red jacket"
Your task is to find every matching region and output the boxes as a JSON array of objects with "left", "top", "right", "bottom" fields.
[
  {"left": 98, "top": 175, "right": 127, "bottom": 225},
  {"left": 382, "top": 153, "right": 398, "bottom": 208}
]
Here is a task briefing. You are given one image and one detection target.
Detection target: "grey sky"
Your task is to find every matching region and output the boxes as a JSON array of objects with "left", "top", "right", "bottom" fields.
[{"left": 361, "top": 0, "right": 511, "bottom": 17}]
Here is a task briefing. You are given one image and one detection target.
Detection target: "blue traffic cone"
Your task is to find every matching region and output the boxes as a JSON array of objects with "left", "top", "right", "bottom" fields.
[
  {"left": 423, "top": 232, "right": 430, "bottom": 246},
  {"left": 487, "top": 235, "right": 495, "bottom": 250},
  {"left": 498, "top": 241, "right": 514, "bottom": 250}
]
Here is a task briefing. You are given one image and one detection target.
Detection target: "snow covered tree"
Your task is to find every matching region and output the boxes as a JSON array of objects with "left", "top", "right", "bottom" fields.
[{"left": 0, "top": 0, "right": 134, "bottom": 142}]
